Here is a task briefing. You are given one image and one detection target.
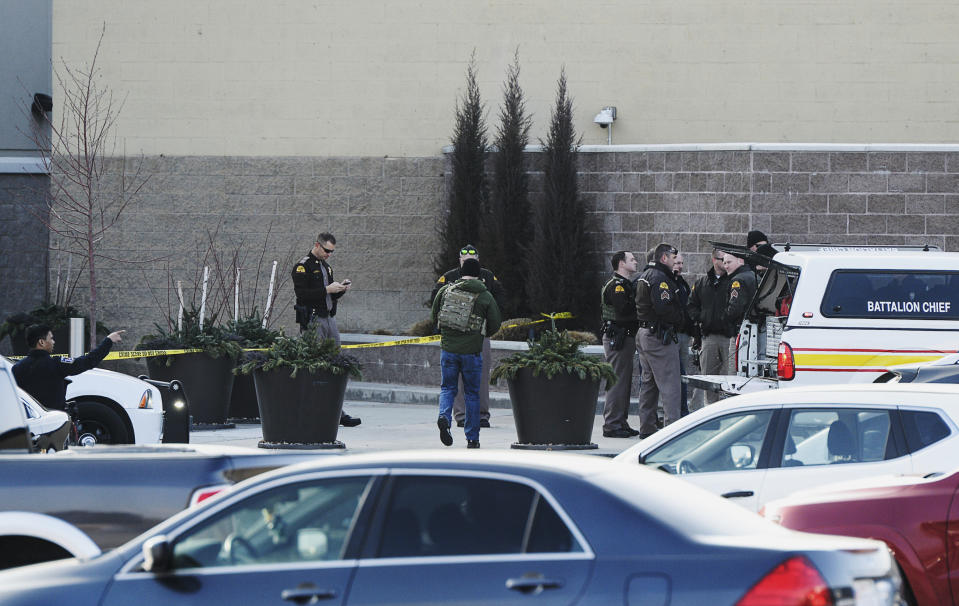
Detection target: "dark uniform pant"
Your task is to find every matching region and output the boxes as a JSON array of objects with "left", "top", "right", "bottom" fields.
[
  {"left": 637, "top": 327, "right": 682, "bottom": 436},
  {"left": 454, "top": 337, "right": 490, "bottom": 423},
  {"left": 602, "top": 333, "right": 636, "bottom": 432},
  {"left": 305, "top": 316, "right": 341, "bottom": 346}
]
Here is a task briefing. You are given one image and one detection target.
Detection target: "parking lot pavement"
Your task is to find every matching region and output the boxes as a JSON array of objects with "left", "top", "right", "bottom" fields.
[{"left": 189, "top": 400, "right": 635, "bottom": 457}]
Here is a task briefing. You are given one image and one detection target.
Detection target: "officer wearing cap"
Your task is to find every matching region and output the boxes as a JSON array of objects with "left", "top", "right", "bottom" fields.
[
  {"left": 635, "top": 243, "right": 685, "bottom": 438},
  {"left": 430, "top": 244, "right": 505, "bottom": 428},
  {"left": 722, "top": 251, "right": 758, "bottom": 369},
  {"left": 600, "top": 251, "right": 640, "bottom": 438},
  {"left": 746, "top": 230, "right": 768, "bottom": 252},
  {"left": 746, "top": 230, "right": 769, "bottom": 272}
]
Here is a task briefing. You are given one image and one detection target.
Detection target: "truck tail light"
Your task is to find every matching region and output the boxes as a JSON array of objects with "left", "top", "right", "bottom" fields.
[
  {"left": 778, "top": 341, "right": 795, "bottom": 380},
  {"left": 189, "top": 484, "right": 229, "bottom": 507},
  {"left": 138, "top": 389, "right": 153, "bottom": 409},
  {"left": 736, "top": 556, "right": 832, "bottom": 606}
]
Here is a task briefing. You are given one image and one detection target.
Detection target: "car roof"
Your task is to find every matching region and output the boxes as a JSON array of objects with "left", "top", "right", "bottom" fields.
[
  {"left": 774, "top": 249, "right": 959, "bottom": 268},
  {"left": 270, "top": 449, "right": 619, "bottom": 480},
  {"left": 708, "top": 382, "right": 959, "bottom": 409}
]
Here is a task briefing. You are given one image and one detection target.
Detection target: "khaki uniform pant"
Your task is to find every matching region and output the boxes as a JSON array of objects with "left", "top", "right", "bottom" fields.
[
  {"left": 637, "top": 328, "right": 681, "bottom": 436},
  {"left": 700, "top": 333, "right": 732, "bottom": 405}
]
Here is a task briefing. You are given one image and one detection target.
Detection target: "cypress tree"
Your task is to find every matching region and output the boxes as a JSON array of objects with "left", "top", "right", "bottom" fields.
[
  {"left": 435, "top": 55, "right": 488, "bottom": 276},
  {"left": 480, "top": 50, "right": 532, "bottom": 317},
  {"left": 525, "top": 69, "right": 598, "bottom": 330}
]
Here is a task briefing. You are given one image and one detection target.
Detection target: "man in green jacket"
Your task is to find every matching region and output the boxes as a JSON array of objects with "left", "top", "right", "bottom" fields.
[{"left": 430, "top": 258, "right": 502, "bottom": 449}]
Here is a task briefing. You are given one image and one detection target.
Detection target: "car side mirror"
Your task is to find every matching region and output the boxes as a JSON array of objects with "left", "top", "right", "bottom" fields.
[
  {"left": 297, "top": 528, "right": 329, "bottom": 559},
  {"left": 730, "top": 444, "right": 755, "bottom": 468},
  {"left": 142, "top": 535, "right": 172, "bottom": 573}
]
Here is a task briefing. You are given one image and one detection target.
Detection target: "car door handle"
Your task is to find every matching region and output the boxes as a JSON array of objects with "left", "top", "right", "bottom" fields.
[
  {"left": 506, "top": 576, "right": 564, "bottom": 593},
  {"left": 721, "top": 490, "right": 754, "bottom": 498},
  {"left": 281, "top": 586, "right": 337, "bottom": 603}
]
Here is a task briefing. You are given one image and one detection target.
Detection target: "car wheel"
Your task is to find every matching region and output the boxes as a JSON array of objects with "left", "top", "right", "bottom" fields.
[{"left": 75, "top": 401, "right": 130, "bottom": 446}]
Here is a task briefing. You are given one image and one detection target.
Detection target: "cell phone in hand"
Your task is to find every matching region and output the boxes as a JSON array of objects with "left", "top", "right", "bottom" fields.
[{"left": 342, "top": 279, "right": 352, "bottom": 285}]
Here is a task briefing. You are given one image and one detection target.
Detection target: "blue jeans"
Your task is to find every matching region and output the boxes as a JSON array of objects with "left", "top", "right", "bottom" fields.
[{"left": 439, "top": 351, "right": 482, "bottom": 441}]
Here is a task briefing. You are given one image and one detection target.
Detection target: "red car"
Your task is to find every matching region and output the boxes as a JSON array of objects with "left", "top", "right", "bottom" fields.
[{"left": 763, "top": 469, "right": 959, "bottom": 606}]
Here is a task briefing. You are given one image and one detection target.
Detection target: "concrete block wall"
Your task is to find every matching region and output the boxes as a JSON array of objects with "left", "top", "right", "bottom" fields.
[
  {"left": 0, "top": 173, "right": 49, "bottom": 350},
  {"left": 578, "top": 146, "right": 959, "bottom": 275},
  {"left": 37, "top": 155, "right": 446, "bottom": 357},
  {"left": 8, "top": 144, "right": 959, "bottom": 363}
]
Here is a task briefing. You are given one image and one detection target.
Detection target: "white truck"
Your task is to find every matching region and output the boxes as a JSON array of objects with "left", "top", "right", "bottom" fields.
[{"left": 686, "top": 243, "right": 959, "bottom": 397}]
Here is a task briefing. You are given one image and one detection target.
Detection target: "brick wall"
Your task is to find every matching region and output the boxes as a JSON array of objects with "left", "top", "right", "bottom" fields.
[
  {"left": 41, "top": 155, "right": 446, "bottom": 358},
  {"left": 6, "top": 145, "right": 959, "bottom": 361},
  {"left": 578, "top": 146, "right": 959, "bottom": 275},
  {"left": 0, "top": 173, "right": 48, "bottom": 351}
]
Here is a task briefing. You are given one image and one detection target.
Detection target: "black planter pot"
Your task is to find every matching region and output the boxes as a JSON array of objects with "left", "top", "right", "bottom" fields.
[
  {"left": 228, "top": 373, "right": 260, "bottom": 423},
  {"left": 147, "top": 353, "right": 236, "bottom": 429},
  {"left": 508, "top": 367, "right": 599, "bottom": 450},
  {"left": 253, "top": 367, "right": 348, "bottom": 449}
]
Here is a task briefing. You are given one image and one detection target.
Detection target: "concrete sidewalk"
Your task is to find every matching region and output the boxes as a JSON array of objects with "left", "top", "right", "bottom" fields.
[
  {"left": 191, "top": 398, "right": 642, "bottom": 457},
  {"left": 343, "top": 381, "right": 643, "bottom": 414}
]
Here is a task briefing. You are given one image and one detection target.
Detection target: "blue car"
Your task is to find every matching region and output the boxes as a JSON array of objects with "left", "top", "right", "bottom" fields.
[{"left": 0, "top": 451, "right": 900, "bottom": 605}]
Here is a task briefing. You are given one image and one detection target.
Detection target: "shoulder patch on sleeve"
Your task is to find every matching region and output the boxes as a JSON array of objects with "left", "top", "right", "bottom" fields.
[
  {"left": 659, "top": 281, "right": 669, "bottom": 289},
  {"left": 437, "top": 276, "right": 446, "bottom": 284},
  {"left": 731, "top": 280, "right": 741, "bottom": 288},
  {"left": 614, "top": 285, "right": 625, "bottom": 293},
  {"left": 295, "top": 265, "right": 306, "bottom": 273}
]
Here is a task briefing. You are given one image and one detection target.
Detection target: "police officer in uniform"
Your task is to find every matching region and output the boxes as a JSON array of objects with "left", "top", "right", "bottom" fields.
[
  {"left": 635, "top": 243, "right": 685, "bottom": 438},
  {"left": 430, "top": 244, "right": 504, "bottom": 428},
  {"left": 600, "top": 251, "right": 640, "bottom": 438},
  {"left": 722, "top": 251, "right": 758, "bottom": 371},
  {"left": 292, "top": 232, "right": 360, "bottom": 427}
]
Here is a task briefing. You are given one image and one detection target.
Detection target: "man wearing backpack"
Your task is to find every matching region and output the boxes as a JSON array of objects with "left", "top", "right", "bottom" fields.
[
  {"left": 430, "top": 258, "right": 502, "bottom": 448},
  {"left": 430, "top": 244, "right": 504, "bottom": 429}
]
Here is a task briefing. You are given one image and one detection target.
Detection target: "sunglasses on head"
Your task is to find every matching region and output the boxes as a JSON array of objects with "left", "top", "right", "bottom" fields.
[{"left": 460, "top": 248, "right": 477, "bottom": 255}]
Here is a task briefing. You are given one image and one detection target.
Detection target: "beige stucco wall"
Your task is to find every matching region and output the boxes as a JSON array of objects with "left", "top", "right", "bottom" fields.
[{"left": 54, "top": 1, "right": 959, "bottom": 157}]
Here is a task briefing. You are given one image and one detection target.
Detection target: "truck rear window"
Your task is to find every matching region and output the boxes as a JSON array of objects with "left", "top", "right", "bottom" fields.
[{"left": 821, "top": 270, "right": 959, "bottom": 319}]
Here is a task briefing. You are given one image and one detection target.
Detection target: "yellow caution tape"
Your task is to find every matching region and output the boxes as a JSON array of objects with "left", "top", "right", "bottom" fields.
[
  {"left": 104, "top": 348, "right": 204, "bottom": 361},
  {"left": 10, "top": 348, "right": 206, "bottom": 361},
  {"left": 7, "top": 313, "right": 576, "bottom": 359},
  {"left": 500, "top": 312, "right": 575, "bottom": 330},
  {"left": 342, "top": 335, "right": 441, "bottom": 349}
]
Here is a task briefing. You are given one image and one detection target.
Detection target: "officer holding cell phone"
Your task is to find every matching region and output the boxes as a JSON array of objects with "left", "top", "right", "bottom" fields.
[{"left": 291, "top": 231, "right": 360, "bottom": 427}]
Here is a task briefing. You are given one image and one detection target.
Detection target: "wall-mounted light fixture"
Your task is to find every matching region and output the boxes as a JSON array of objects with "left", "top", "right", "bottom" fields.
[
  {"left": 31, "top": 93, "right": 52, "bottom": 120},
  {"left": 593, "top": 106, "right": 617, "bottom": 145}
]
